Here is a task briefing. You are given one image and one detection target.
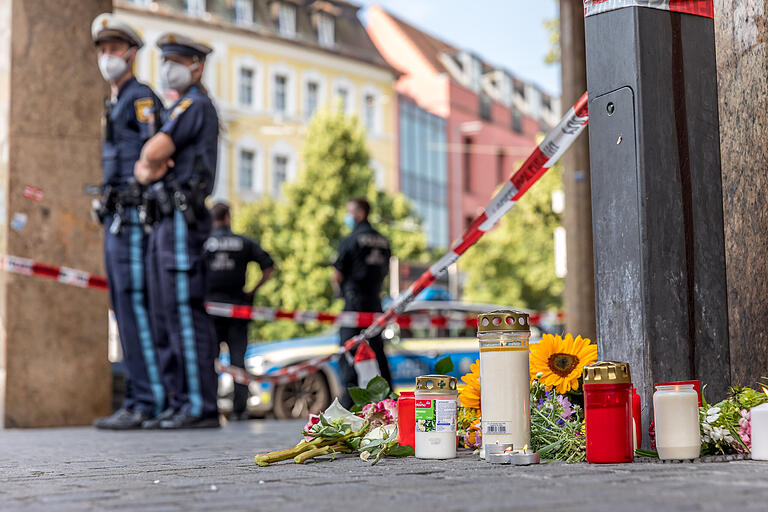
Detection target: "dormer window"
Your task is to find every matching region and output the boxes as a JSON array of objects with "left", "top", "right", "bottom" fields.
[
  {"left": 278, "top": 3, "right": 297, "bottom": 37},
  {"left": 235, "top": 0, "right": 253, "bottom": 25},
  {"left": 317, "top": 13, "right": 335, "bottom": 47}
]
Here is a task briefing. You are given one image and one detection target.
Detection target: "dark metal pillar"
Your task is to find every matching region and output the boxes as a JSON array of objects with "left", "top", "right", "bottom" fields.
[{"left": 584, "top": 4, "right": 730, "bottom": 440}]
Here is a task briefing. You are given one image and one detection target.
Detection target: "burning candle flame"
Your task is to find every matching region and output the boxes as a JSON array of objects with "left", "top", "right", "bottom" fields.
[
  {"left": 523, "top": 444, "right": 528, "bottom": 454},
  {"left": 762, "top": 386, "right": 768, "bottom": 398}
]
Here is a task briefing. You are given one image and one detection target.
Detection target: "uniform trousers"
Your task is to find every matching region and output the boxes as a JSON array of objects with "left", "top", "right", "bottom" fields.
[
  {"left": 338, "top": 295, "right": 392, "bottom": 408},
  {"left": 146, "top": 210, "right": 218, "bottom": 418},
  {"left": 213, "top": 316, "right": 250, "bottom": 415},
  {"left": 104, "top": 207, "right": 165, "bottom": 416}
]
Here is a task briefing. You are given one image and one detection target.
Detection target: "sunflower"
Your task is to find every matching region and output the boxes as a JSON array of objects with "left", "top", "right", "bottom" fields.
[
  {"left": 529, "top": 333, "right": 597, "bottom": 394},
  {"left": 458, "top": 359, "right": 481, "bottom": 410}
]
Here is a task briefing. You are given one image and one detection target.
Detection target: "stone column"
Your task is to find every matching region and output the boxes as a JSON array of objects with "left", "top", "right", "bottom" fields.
[
  {"left": 560, "top": 0, "right": 597, "bottom": 341},
  {"left": 714, "top": 0, "right": 768, "bottom": 387},
  {"left": 0, "top": 0, "right": 111, "bottom": 427}
]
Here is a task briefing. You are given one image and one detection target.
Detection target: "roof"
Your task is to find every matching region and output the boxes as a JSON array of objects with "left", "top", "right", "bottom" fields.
[{"left": 378, "top": 6, "right": 552, "bottom": 97}]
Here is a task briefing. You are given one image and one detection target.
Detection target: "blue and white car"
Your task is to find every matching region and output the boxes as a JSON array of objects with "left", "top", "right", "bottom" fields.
[{"left": 218, "top": 300, "right": 543, "bottom": 419}]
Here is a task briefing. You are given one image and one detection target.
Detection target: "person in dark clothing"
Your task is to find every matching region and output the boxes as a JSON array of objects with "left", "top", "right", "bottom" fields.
[
  {"left": 332, "top": 198, "right": 392, "bottom": 407},
  {"left": 204, "top": 202, "right": 275, "bottom": 420}
]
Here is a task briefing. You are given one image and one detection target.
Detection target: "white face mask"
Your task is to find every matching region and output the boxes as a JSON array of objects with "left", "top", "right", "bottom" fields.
[
  {"left": 97, "top": 52, "right": 131, "bottom": 83},
  {"left": 162, "top": 60, "right": 198, "bottom": 92}
]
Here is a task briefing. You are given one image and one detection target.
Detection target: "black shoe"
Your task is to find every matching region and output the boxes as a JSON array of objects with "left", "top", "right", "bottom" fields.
[
  {"left": 93, "top": 408, "right": 150, "bottom": 430},
  {"left": 141, "top": 408, "right": 177, "bottom": 430},
  {"left": 160, "top": 412, "right": 220, "bottom": 430},
  {"left": 227, "top": 411, "right": 250, "bottom": 422}
]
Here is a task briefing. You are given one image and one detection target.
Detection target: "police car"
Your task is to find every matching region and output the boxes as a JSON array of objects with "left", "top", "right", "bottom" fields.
[{"left": 217, "top": 299, "right": 544, "bottom": 419}]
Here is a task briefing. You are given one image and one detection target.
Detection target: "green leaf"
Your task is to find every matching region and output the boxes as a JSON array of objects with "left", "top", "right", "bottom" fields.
[
  {"left": 366, "top": 376, "right": 391, "bottom": 402},
  {"left": 348, "top": 387, "right": 370, "bottom": 407},
  {"left": 434, "top": 356, "right": 454, "bottom": 375},
  {"left": 387, "top": 445, "right": 415, "bottom": 457}
]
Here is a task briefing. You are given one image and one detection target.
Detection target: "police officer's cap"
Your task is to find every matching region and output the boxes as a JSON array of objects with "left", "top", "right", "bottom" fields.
[
  {"left": 156, "top": 33, "right": 213, "bottom": 59},
  {"left": 91, "top": 13, "right": 143, "bottom": 48}
]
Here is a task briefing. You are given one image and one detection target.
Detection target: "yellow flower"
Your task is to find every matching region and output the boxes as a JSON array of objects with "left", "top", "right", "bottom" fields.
[
  {"left": 458, "top": 359, "right": 481, "bottom": 410},
  {"left": 529, "top": 333, "right": 597, "bottom": 394}
]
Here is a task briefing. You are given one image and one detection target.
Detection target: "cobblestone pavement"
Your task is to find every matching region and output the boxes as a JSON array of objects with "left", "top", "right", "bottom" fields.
[{"left": 3, "top": 419, "right": 768, "bottom": 511}]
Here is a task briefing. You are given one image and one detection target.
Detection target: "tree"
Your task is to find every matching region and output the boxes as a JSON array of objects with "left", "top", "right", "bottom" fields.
[
  {"left": 233, "top": 108, "right": 428, "bottom": 341},
  {"left": 460, "top": 164, "right": 563, "bottom": 312}
]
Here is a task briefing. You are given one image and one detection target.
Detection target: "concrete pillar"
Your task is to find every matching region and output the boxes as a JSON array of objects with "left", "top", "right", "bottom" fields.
[
  {"left": 560, "top": 0, "right": 596, "bottom": 341},
  {"left": 0, "top": 0, "right": 111, "bottom": 427},
  {"left": 714, "top": 0, "right": 768, "bottom": 387}
]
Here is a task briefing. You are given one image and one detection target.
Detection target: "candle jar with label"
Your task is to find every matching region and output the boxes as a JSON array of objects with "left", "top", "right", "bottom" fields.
[
  {"left": 397, "top": 391, "right": 415, "bottom": 449},
  {"left": 415, "top": 375, "right": 458, "bottom": 459},
  {"left": 477, "top": 310, "right": 531, "bottom": 456},
  {"left": 653, "top": 384, "right": 701, "bottom": 460},
  {"left": 583, "top": 361, "right": 634, "bottom": 463},
  {"left": 751, "top": 402, "right": 768, "bottom": 460}
]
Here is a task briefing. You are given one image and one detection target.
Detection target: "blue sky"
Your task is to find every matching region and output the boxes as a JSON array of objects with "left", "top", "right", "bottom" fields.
[{"left": 357, "top": 0, "right": 561, "bottom": 94}]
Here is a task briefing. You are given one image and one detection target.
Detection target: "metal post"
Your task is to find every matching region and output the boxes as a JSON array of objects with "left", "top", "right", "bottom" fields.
[{"left": 584, "top": 1, "right": 730, "bottom": 440}]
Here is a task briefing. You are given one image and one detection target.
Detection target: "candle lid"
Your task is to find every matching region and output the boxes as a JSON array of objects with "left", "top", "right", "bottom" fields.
[
  {"left": 477, "top": 310, "right": 530, "bottom": 333},
  {"left": 583, "top": 361, "right": 631, "bottom": 384},
  {"left": 416, "top": 375, "right": 457, "bottom": 392}
]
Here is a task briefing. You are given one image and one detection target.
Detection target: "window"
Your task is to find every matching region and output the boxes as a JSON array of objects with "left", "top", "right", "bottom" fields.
[
  {"left": 274, "top": 74, "right": 287, "bottom": 113},
  {"left": 465, "top": 215, "right": 475, "bottom": 231},
  {"left": 336, "top": 86, "right": 349, "bottom": 113},
  {"left": 305, "top": 81, "right": 319, "bottom": 119},
  {"left": 239, "top": 67, "right": 254, "bottom": 106},
  {"left": 235, "top": 0, "right": 253, "bottom": 25},
  {"left": 463, "top": 137, "right": 472, "bottom": 193},
  {"left": 239, "top": 150, "right": 256, "bottom": 191},
  {"left": 496, "top": 151, "right": 505, "bottom": 184},
  {"left": 363, "top": 94, "right": 376, "bottom": 133},
  {"left": 278, "top": 3, "right": 296, "bottom": 37},
  {"left": 129, "top": 0, "right": 152, "bottom": 6},
  {"left": 185, "top": 0, "right": 206, "bottom": 16},
  {"left": 317, "top": 13, "right": 334, "bottom": 47},
  {"left": 479, "top": 92, "right": 492, "bottom": 121},
  {"left": 272, "top": 155, "right": 288, "bottom": 196},
  {"left": 511, "top": 107, "right": 523, "bottom": 133}
]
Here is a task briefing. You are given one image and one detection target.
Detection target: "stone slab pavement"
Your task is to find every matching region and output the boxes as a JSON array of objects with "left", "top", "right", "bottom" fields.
[{"left": 2, "top": 419, "right": 768, "bottom": 511}]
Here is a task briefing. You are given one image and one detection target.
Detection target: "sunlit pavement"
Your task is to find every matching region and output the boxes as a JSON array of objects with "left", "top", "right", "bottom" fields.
[{"left": 2, "top": 419, "right": 768, "bottom": 511}]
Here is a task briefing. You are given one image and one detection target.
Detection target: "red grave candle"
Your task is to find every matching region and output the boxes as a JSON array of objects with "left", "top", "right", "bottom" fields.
[
  {"left": 583, "top": 362, "right": 634, "bottom": 464},
  {"left": 397, "top": 391, "right": 415, "bottom": 448}
]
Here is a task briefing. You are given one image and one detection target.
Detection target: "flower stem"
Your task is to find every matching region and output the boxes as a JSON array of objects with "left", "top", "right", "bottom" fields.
[
  {"left": 294, "top": 444, "right": 350, "bottom": 464},
  {"left": 254, "top": 438, "right": 324, "bottom": 466}
]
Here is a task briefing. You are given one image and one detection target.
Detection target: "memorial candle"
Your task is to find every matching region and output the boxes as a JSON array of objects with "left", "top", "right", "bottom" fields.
[
  {"left": 653, "top": 384, "right": 700, "bottom": 460},
  {"left": 750, "top": 390, "right": 768, "bottom": 461}
]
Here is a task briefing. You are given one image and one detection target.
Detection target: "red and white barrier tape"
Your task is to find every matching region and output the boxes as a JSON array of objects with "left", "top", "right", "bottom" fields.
[
  {"left": 204, "top": 301, "right": 563, "bottom": 330},
  {"left": 1, "top": 91, "right": 589, "bottom": 385},
  {"left": 583, "top": 0, "right": 713, "bottom": 18}
]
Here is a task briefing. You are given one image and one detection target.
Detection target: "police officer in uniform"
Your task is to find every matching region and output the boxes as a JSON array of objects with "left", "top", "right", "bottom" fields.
[
  {"left": 332, "top": 198, "right": 392, "bottom": 407},
  {"left": 204, "top": 202, "right": 275, "bottom": 420},
  {"left": 91, "top": 14, "right": 166, "bottom": 430},
  {"left": 134, "top": 34, "right": 220, "bottom": 429}
]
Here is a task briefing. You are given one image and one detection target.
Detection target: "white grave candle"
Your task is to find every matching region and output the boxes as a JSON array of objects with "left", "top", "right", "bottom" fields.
[
  {"left": 653, "top": 384, "right": 701, "bottom": 460},
  {"left": 750, "top": 403, "right": 768, "bottom": 460}
]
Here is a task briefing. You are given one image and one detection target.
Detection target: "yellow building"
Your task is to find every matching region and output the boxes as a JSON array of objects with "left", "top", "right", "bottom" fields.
[{"left": 115, "top": 0, "right": 397, "bottom": 202}]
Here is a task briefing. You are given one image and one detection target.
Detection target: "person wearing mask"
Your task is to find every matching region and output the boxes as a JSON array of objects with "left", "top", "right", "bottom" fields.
[
  {"left": 134, "top": 33, "right": 220, "bottom": 429},
  {"left": 332, "top": 198, "right": 392, "bottom": 407},
  {"left": 204, "top": 202, "right": 275, "bottom": 420},
  {"left": 90, "top": 14, "right": 166, "bottom": 430}
]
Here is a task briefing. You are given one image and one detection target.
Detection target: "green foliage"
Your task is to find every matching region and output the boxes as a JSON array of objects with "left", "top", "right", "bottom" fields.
[
  {"left": 348, "top": 375, "right": 397, "bottom": 413},
  {"left": 461, "top": 164, "right": 564, "bottom": 311},
  {"left": 543, "top": 16, "right": 561, "bottom": 65},
  {"left": 434, "top": 355, "right": 454, "bottom": 375},
  {"left": 233, "top": 108, "right": 428, "bottom": 341}
]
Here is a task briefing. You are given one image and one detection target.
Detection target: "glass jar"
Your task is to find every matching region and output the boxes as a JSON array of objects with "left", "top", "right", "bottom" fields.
[
  {"left": 653, "top": 384, "right": 700, "bottom": 460},
  {"left": 583, "top": 361, "right": 634, "bottom": 463},
  {"left": 415, "top": 375, "right": 458, "bottom": 459},
  {"left": 477, "top": 310, "right": 531, "bottom": 458}
]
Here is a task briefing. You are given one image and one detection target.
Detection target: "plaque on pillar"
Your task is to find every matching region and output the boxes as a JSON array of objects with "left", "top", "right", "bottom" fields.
[{"left": 584, "top": 1, "right": 730, "bottom": 437}]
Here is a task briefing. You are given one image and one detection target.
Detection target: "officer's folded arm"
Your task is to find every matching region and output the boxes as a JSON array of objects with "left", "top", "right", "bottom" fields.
[{"left": 134, "top": 132, "right": 176, "bottom": 185}]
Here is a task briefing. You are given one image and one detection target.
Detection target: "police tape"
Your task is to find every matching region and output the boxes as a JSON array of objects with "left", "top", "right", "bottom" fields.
[
  {"left": 0, "top": 255, "right": 563, "bottom": 329},
  {"left": 583, "top": 0, "right": 713, "bottom": 18},
  {"left": 203, "top": 301, "right": 563, "bottom": 330},
  {"left": 0, "top": 91, "right": 589, "bottom": 386}
]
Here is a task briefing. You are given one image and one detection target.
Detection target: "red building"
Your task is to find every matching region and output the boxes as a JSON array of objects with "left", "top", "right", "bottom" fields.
[{"left": 366, "top": 5, "right": 560, "bottom": 241}]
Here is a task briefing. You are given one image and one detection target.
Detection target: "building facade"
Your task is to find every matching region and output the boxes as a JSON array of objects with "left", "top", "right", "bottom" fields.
[
  {"left": 115, "top": 0, "right": 397, "bottom": 203},
  {"left": 367, "top": 5, "right": 560, "bottom": 242}
]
